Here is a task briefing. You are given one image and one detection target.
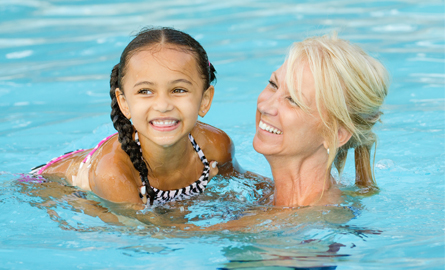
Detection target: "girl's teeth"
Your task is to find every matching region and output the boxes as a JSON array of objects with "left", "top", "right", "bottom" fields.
[
  {"left": 259, "top": 121, "right": 282, "bottom": 135},
  {"left": 152, "top": 120, "right": 176, "bottom": 126}
]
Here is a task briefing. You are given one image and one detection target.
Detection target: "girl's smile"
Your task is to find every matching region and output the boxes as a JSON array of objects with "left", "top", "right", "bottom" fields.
[
  {"left": 116, "top": 45, "right": 213, "bottom": 148},
  {"left": 33, "top": 27, "right": 237, "bottom": 206},
  {"left": 150, "top": 117, "right": 180, "bottom": 132}
]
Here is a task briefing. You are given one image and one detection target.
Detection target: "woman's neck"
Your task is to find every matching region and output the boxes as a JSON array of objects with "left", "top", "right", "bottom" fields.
[{"left": 266, "top": 154, "right": 334, "bottom": 207}]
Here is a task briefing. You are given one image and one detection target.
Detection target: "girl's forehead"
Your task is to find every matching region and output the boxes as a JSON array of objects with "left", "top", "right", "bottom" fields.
[
  {"left": 130, "top": 46, "right": 196, "bottom": 66},
  {"left": 125, "top": 47, "right": 202, "bottom": 82}
]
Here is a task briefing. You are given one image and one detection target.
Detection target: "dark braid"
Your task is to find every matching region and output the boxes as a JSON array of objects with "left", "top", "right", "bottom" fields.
[
  {"left": 109, "top": 27, "right": 216, "bottom": 205},
  {"left": 110, "top": 64, "right": 155, "bottom": 205}
]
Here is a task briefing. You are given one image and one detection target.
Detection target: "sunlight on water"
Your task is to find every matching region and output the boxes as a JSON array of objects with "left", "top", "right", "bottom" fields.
[{"left": 0, "top": 0, "right": 444, "bottom": 269}]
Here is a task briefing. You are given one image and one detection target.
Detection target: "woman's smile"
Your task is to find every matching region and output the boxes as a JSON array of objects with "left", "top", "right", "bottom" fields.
[
  {"left": 253, "top": 61, "right": 326, "bottom": 158},
  {"left": 258, "top": 120, "right": 283, "bottom": 135}
]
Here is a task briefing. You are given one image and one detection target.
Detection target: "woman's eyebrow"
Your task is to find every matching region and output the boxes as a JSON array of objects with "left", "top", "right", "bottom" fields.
[{"left": 272, "top": 72, "right": 278, "bottom": 82}]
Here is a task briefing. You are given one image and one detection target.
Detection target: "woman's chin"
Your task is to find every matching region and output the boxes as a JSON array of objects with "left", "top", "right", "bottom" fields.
[
  {"left": 253, "top": 135, "right": 278, "bottom": 156},
  {"left": 252, "top": 138, "right": 262, "bottom": 154}
]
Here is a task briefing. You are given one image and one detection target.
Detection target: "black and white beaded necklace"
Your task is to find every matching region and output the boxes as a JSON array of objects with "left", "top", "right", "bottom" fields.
[{"left": 135, "top": 131, "right": 210, "bottom": 205}]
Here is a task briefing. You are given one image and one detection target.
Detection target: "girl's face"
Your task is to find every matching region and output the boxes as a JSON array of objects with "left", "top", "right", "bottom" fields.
[
  {"left": 253, "top": 61, "right": 326, "bottom": 159},
  {"left": 116, "top": 46, "right": 213, "bottom": 148}
]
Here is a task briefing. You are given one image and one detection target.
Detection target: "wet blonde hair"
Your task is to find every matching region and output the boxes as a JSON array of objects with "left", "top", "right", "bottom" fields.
[{"left": 286, "top": 33, "right": 389, "bottom": 189}]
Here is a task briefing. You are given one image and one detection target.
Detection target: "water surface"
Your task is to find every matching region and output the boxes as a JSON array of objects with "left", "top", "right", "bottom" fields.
[{"left": 1, "top": 0, "right": 444, "bottom": 269}]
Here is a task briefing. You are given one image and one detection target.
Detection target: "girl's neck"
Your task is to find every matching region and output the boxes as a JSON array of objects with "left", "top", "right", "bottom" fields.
[
  {"left": 266, "top": 154, "right": 334, "bottom": 207},
  {"left": 138, "top": 133, "right": 202, "bottom": 189}
]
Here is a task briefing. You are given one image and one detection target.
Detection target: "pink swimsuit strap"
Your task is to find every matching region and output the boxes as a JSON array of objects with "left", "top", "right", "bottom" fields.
[
  {"left": 35, "top": 133, "right": 117, "bottom": 175},
  {"left": 36, "top": 149, "right": 85, "bottom": 175},
  {"left": 79, "top": 133, "right": 117, "bottom": 169}
]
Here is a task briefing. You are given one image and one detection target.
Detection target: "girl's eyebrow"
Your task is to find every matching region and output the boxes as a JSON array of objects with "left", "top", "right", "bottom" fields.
[
  {"left": 171, "top": 79, "right": 193, "bottom": 85},
  {"left": 133, "top": 79, "right": 193, "bottom": 87},
  {"left": 134, "top": 81, "right": 154, "bottom": 87}
]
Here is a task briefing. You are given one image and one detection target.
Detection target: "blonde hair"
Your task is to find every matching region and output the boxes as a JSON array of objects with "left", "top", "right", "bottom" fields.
[{"left": 286, "top": 33, "right": 389, "bottom": 189}]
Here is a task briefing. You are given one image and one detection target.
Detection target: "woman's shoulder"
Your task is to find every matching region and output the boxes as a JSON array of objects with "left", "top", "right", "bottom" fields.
[{"left": 192, "top": 121, "right": 234, "bottom": 164}]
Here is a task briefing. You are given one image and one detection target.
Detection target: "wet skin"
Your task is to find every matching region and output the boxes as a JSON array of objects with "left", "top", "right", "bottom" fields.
[
  {"left": 253, "top": 61, "right": 344, "bottom": 207},
  {"left": 41, "top": 46, "right": 239, "bottom": 204}
]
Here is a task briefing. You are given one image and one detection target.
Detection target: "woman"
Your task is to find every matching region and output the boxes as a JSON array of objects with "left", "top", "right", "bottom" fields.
[
  {"left": 171, "top": 33, "right": 389, "bottom": 232},
  {"left": 253, "top": 33, "right": 389, "bottom": 207}
]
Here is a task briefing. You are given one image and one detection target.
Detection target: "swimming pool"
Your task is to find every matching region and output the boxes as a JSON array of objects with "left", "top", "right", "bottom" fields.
[{"left": 1, "top": 0, "right": 444, "bottom": 269}]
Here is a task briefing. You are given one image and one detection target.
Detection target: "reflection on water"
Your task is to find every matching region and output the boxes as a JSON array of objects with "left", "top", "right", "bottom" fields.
[
  {"left": 15, "top": 173, "right": 359, "bottom": 230},
  {"left": 1, "top": 0, "right": 444, "bottom": 269},
  {"left": 10, "top": 171, "right": 384, "bottom": 270}
]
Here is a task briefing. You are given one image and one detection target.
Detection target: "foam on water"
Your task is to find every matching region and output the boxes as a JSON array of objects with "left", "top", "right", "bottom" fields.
[{"left": 1, "top": 0, "right": 444, "bottom": 269}]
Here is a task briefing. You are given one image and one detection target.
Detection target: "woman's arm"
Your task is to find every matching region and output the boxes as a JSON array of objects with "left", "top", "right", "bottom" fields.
[{"left": 192, "top": 121, "right": 274, "bottom": 203}]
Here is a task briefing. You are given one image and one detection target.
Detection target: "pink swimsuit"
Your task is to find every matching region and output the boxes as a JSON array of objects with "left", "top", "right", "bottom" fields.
[
  {"left": 30, "top": 132, "right": 211, "bottom": 204},
  {"left": 30, "top": 133, "right": 117, "bottom": 175}
]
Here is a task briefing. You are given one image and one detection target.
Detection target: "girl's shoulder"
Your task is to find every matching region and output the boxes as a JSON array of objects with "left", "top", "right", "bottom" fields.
[
  {"left": 192, "top": 121, "right": 234, "bottom": 164},
  {"left": 88, "top": 134, "right": 141, "bottom": 203},
  {"left": 91, "top": 134, "right": 126, "bottom": 164}
]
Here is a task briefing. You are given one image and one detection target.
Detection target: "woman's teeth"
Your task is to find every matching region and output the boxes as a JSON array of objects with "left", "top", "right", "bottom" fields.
[
  {"left": 259, "top": 121, "right": 282, "bottom": 135},
  {"left": 152, "top": 120, "right": 177, "bottom": 126}
]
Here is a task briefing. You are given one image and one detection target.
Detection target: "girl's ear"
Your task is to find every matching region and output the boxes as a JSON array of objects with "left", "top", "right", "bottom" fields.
[
  {"left": 115, "top": 88, "right": 131, "bottom": 119},
  {"left": 199, "top": 85, "right": 214, "bottom": 117}
]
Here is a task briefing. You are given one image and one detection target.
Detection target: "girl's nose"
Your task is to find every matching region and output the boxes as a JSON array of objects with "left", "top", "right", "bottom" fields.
[{"left": 153, "top": 93, "right": 174, "bottom": 113}]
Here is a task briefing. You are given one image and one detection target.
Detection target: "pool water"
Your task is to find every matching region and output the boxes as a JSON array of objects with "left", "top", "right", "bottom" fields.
[{"left": 1, "top": 0, "right": 444, "bottom": 269}]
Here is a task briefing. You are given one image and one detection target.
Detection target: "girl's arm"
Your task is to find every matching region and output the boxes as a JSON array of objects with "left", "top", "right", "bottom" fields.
[{"left": 193, "top": 121, "right": 260, "bottom": 177}]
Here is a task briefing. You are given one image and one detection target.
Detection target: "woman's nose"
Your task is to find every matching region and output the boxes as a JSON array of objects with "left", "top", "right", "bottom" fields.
[{"left": 257, "top": 89, "right": 278, "bottom": 116}]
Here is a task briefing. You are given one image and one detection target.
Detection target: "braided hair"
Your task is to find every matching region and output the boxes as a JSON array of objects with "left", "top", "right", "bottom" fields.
[{"left": 109, "top": 27, "right": 216, "bottom": 205}]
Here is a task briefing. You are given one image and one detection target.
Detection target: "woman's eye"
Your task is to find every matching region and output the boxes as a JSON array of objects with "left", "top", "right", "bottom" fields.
[
  {"left": 268, "top": 80, "right": 278, "bottom": 89},
  {"left": 173, "top": 88, "right": 187, "bottom": 94},
  {"left": 286, "top": 96, "right": 298, "bottom": 106}
]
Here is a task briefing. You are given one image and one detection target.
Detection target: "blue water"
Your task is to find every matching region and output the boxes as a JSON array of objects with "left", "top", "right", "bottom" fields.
[{"left": 1, "top": 0, "right": 444, "bottom": 269}]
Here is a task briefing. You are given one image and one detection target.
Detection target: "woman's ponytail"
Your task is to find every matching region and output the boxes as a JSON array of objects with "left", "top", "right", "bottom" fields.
[{"left": 354, "top": 144, "right": 374, "bottom": 187}]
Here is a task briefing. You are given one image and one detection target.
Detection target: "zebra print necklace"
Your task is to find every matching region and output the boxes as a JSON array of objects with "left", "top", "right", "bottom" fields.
[{"left": 135, "top": 131, "right": 210, "bottom": 205}]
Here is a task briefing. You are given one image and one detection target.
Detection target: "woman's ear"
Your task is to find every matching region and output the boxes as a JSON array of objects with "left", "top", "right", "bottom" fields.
[
  {"left": 115, "top": 88, "right": 131, "bottom": 119},
  {"left": 199, "top": 85, "right": 214, "bottom": 117},
  {"left": 322, "top": 126, "right": 352, "bottom": 153},
  {"left": 337, "top": 126, "right": 352, "bottom": 148}
]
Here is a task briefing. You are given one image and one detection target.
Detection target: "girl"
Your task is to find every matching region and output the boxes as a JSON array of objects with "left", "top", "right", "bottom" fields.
[{"left": 31, "top": 27, "right": 242, "bottom": 206}]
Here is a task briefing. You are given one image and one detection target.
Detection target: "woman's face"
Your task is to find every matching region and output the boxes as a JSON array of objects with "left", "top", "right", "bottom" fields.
[{"left": 253, "top": 61, "right": 327, "bottom": 159}]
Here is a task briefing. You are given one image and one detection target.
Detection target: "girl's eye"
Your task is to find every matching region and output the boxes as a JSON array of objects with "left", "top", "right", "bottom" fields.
[
  {"left": 138, "top": 89, "right": 153, "bottom": 95},
  {"left": 268, "top": 80, "right": 278, "bottom": 89},
  {"left": 173, "top": 88, "right": 187, "bottom": 94}
]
